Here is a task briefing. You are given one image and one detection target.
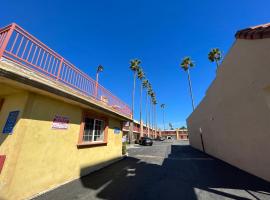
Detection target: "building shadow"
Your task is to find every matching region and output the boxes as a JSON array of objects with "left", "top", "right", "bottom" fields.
[
  {"left": 32, "top": 143, "right": 270, "bottom": 200},
  {"left": 76, "top": 144, "right": 270, "bottom": 200},
  {"left": 0, "top": 134, "right": 8, "bottom": 146}
]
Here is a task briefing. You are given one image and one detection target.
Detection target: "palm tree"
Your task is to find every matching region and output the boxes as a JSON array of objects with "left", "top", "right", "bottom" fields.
[
  {"left": 150, "top": 91, "right": 156, "bottom": 138},
  {"left": 169, "top": 123, "right": 173, "bottom": 130},
  {"left": 160, "top": 103, "right": 165, "bottom": 130},
  {"left": 137, "top": 67, "right": 145, "bottom": 137},
  {"left": 129, "top": 59, "right": 141, "bottom": 143},
  {"left": 152, "top": 98, "right": 158, "bottom": 138},
  {"left": 142, "top": 79, "right": 149, "bottom": 136},
  {"left": 147, "top": 86, "right": 153, "bottom": 137},
  {"left": 180, "top": 57, "right": 195, "bottom": 111},
  {"left": 208, "top": 48, "right": 222, "bottom": 69}
]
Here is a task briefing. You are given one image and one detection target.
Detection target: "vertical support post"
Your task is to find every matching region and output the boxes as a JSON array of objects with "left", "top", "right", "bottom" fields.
[
  {"left": 57, "top": 58, "right": 64, "bottom": 80},
  {"left": 129, "top": 121, "right": 134, "bottom": 144},
  {"left": 200, "top": 133, "right": 205, "bottom": 152},
  {"left": 199, "top": 128, "right": 205, "bottom": 152},
  {"left": 0, "top": 23, "right": 16, "bottom": 59}
]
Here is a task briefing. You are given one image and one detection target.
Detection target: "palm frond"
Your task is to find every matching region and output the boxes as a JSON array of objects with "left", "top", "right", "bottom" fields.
[
  {"left": 208, "top": 48, "right": 222, "bottom": 63},
  {"left": 142, "top": 79, "right": 149, "bottom": 88},
  {"left": 180, "top": 56, "right": 194, "bottom": 71},
  {"left": 137, "top": 67, "right": 145, "bottom": 80},
  {"left": 129, "top": 59, "right": 141, "bottom": 71}
]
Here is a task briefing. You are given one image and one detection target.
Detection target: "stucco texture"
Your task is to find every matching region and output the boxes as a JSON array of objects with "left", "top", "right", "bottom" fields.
[
  {"left": 0, "top": 86, "right": 123, "bottom": 200},
  {"left": 187, "top": 39, "right": 270, "bottom": 182}
]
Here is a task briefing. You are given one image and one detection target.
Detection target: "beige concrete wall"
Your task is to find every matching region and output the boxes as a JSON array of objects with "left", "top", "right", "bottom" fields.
[
  {"left": 0, "top": 89, "right": 123, "bottom": 200},
  {"left": 187, "top": 39, "right": 270, "bottom": 182}
]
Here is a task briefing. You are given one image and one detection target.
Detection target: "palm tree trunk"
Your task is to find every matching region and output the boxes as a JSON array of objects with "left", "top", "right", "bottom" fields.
[
  {"left": 146, "top": 93, "right": 149, "bottom": 137},
  {"left": 152, "top": 103, "right": 154, "bottom": 138},
  {"left": 153, "top": 104, "right": 155, "bottom": 138},
  {"left": 132, "top": 71, "right": 136, "bottom": 118},
  {"left": 163, "top": 109, "right": 165, "bottom": 130},
  {"left": 154, "top": 104, "right": 157, "bottom": 138},
  {"left": 150, "top": 101, "right": 152, "bottom": 138},
  {"left": 129, "top": 71, "right": 136, "bottom": 143},
  {"left": 187, "top": 69, "right": 195, "bottom": 111},
  {"left": 148, "top": 96, "right": 151, "bottom": 137},
  {"left": 215, "top": 59, "right": 219, "bottom": 70},
  {"left": 140, "top": 82, "right": 143, "bottom": 137}
]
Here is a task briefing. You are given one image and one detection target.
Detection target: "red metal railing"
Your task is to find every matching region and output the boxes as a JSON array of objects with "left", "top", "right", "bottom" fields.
[
  {"left": 122, "top": 123, "right": 156, "bottom": 135},
  {"left": 0, "top": 23, "right": 131, "bottom": 118},
  {"left": 133, "top": 126, "right": 140, "bottom": 132}
]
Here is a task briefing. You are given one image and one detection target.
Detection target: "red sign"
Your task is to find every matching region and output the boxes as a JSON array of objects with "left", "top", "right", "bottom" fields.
[
  {"left": 0, "top": 155, "right": 6, "bottom": 174},
  {"left": 52, "top": 115, "right": 69, "bottom": 129}
]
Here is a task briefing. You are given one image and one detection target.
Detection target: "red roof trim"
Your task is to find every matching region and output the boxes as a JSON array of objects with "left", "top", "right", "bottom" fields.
[{"left": 235, "top": 23, "right": 270, "bottom": 40}]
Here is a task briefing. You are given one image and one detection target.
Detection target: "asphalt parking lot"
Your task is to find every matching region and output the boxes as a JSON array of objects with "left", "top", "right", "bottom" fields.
[{"left": 34, "top": 140, "right": 270, "bottom": 200}]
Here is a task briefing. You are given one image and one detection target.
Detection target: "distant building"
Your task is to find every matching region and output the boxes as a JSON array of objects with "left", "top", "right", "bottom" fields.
[
  {"left": 0, "top": 23, "right": 132, "bottom": 200},
  {"left": 122, "top": 120, "right": 157, "bottom": 141},
  {"left": 187, "top": 23, "right": 270, "bottom": 182},
  {"left": 158, "top": 129, "right": 188, "bottom": 140},
  {"left": 122, "top": 120, "right": 188, "bottom": 141}
]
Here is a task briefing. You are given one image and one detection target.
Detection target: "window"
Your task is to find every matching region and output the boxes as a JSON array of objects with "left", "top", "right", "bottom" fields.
[
  {"left": 78, "top": 112, "right": 108, "bottom": 146},
  {"left": 83, "top": 118, "right": 104, "bottom": 142}
]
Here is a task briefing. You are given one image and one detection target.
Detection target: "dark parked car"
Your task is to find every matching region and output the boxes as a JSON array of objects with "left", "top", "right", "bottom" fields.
[{"left": 139, "top": 137, "right": 153, "bottom": 146}]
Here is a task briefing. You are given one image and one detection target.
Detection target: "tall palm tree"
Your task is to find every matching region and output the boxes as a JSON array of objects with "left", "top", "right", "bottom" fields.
[
  {"left": 150, "top": 91, "right": 155, "bottom": 138},
  {"left": 137, "top": 67, "right": 145, "bottom": 137},
  {"left": 152, "top": 98, "right": 157, "bottom": 138},
  {"left": 142, "top": 79, "right": 149, "bottom": 136},
  {"left": 129, "top": 59, "right": 141, "bottom": 143},
  {"left": 147, "top": 86, "right": 153, "bottom": 137},
  {"left": 160, "top": 103, "right": 165, "bottom": 130},
  {"left": 208, "top": 48, "right": 222, "bottom": 69},
  {"left": 180, "top": 57, "right": 195, "bottom": 111}
]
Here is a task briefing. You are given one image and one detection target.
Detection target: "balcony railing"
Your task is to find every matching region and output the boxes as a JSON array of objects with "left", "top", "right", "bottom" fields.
[
  {"left": 0, "top": 23, "right": 131, "bottom": 118},
  {"left": 123, "top": 124, "right": 156, "bottom": 134}
]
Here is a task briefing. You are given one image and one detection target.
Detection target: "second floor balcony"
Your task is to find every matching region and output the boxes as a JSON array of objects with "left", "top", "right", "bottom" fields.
[{"left": 0, "top": 23, "right": 131, "bottom": 119}]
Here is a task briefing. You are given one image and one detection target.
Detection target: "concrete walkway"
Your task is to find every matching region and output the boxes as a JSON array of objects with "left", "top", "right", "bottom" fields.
[{"left": 34, "top": 140, "right": 270, "bottom": 200}]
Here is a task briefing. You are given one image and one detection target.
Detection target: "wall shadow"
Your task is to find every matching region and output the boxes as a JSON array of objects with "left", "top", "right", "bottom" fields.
[
  {"left": 0, "top": 134, "right": 8, "bottom": 146},
  {"left": 33, "top": 144, "right": 270, "bottom": 200},
  {"left": 77, "top": 145, "right": 270, "bottom": 200}
]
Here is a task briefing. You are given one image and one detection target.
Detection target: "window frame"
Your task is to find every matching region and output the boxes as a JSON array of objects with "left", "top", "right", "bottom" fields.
[{"left": 77, "top": 111, "right": 108, "bottom": 147}]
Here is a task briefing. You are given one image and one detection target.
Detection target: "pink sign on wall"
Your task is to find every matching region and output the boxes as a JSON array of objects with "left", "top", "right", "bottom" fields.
[{"left": 52, "top": 115, "right": 69, "bottom": 129}]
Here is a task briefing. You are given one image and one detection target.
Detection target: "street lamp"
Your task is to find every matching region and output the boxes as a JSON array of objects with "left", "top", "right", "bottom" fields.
[{"left": 95, "top": 65, "right": 104, "bottom": 98}]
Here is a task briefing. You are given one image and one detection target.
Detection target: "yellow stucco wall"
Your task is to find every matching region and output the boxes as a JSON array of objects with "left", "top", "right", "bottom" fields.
[
  {"left": 0, "top": 91, "right": 29, "bottom": 200},
  {"left": 0, "top": 89, "right": 123, "bottom": 200}
]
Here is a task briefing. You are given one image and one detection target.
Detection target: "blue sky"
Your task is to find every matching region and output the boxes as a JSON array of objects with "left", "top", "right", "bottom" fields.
[{"left": 1, "top": 0, "right": 270, "bottom": 129}]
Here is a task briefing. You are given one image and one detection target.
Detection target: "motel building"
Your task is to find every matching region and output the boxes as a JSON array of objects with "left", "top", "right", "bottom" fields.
[
  {"left": 122, "top": 120, "right": 189, "bottom": 141},
  {"left": 122, "top": 120, "right": 157, "bottom": 141},
  {"left": 158, "top": 129, "right": 188, "bottom": 140},
  {"left": 0, "top": 23, "right": 132, "bottom": 200},
  {"left": 187, "top": 23, "right": 270, "bottom": 182}
]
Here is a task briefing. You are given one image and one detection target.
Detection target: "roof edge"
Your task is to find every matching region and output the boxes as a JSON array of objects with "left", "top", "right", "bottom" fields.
[{"left": 235, "top": 22, "right": 270, "bottom": 40}]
